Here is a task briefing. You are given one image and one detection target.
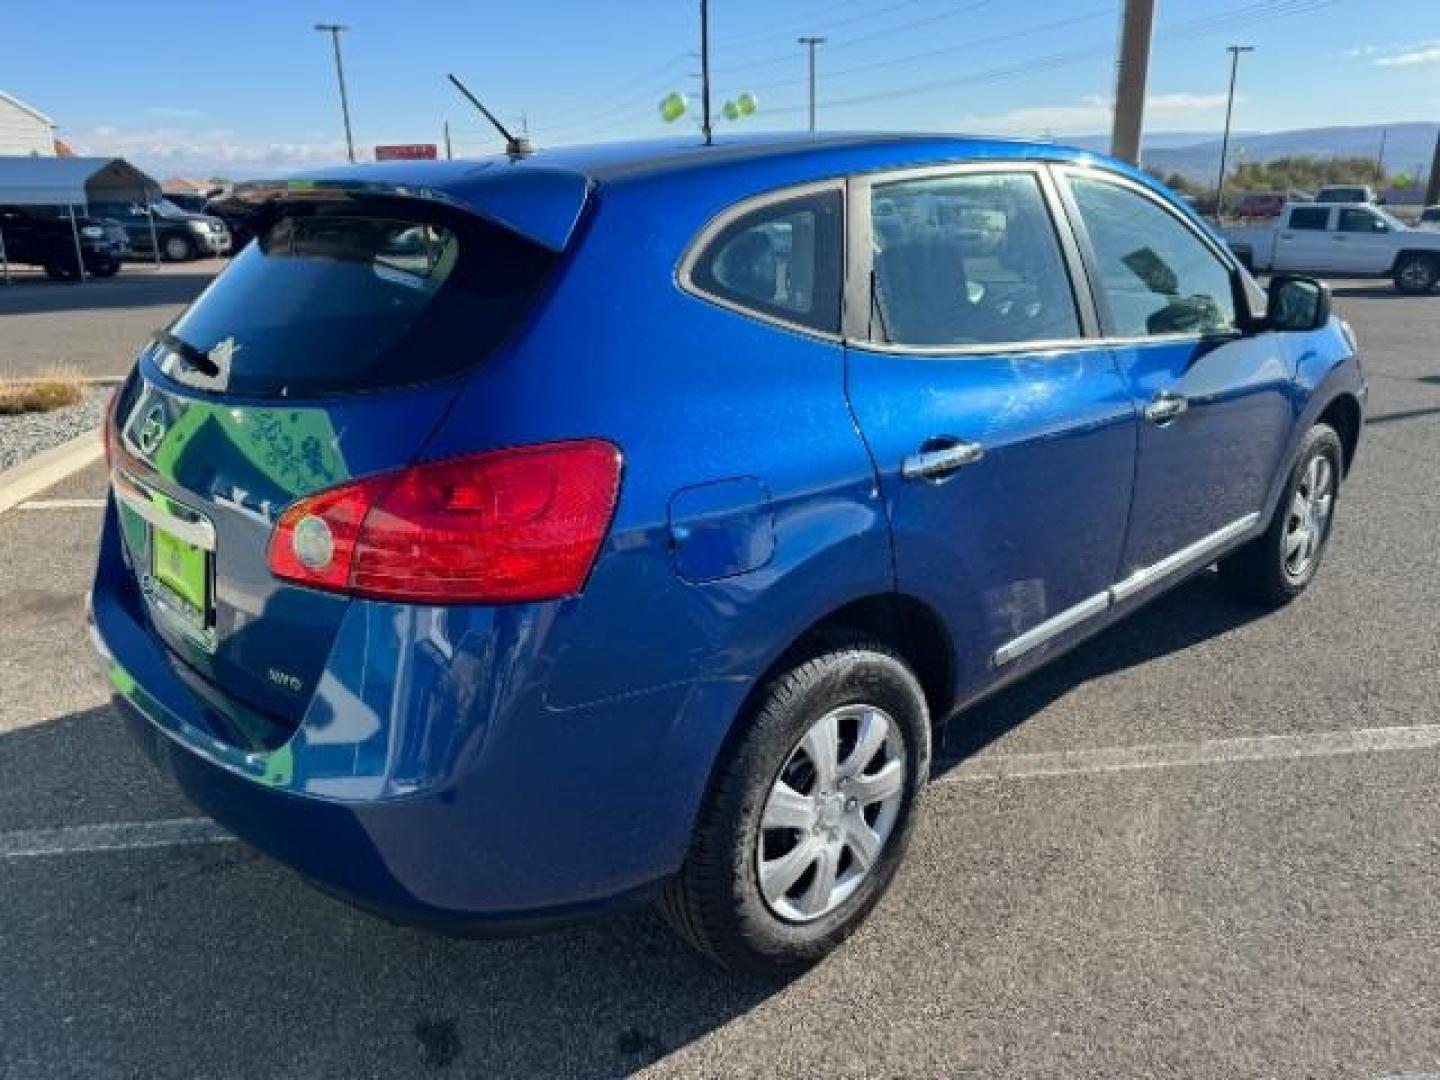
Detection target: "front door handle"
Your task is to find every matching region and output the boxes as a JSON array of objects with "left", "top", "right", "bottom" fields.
[
  {"left": 1144, "top": 391, "right": 1189, "bottom": 426},
  {"left": 902, "top": 438, "right": 985, "bottom": 480}
]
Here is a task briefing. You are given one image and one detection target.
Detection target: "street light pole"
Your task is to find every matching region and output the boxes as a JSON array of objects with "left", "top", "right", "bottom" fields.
[
  {"left": 1109, "top": 0, "right": 1156, "bottom": 165},
  {"left": 699, "top": 0, "right": 713, "bottom": 146},
  {"left": 315, "top": 23, "right": 355, "bottom": 164},
  {"left": 1214, "top": 45, "right": 1253, "bottom": 220},
  {"left": 798, "top": 37, "right": 827, "bottom": 133}
]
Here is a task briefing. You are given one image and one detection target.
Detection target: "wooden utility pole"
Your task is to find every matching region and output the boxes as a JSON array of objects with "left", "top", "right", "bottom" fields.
[
  {"left": 1110, "top": 0, "right": 1156, "bottom": 165},
  {"left": 798, "top": 37, "right": 827, "bottom": 133}
]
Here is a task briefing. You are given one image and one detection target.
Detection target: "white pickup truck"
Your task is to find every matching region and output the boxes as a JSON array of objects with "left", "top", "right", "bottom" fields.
[{"left": 1221, "top": 202, "right": 1440, "bottom": 294}]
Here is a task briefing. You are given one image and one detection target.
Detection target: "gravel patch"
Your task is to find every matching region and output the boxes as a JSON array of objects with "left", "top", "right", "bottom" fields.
[{"left": 0, "top": 386, "right": 109, "bottom": 472}]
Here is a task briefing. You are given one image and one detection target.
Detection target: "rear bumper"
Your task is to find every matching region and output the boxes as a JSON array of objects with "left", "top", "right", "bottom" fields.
[{"left": 89, "top": 498, "right": 736, "bottom": 928}]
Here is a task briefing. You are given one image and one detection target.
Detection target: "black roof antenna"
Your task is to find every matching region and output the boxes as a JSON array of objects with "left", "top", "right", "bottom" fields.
[{"left": 446, "top": 73, "right": 533, "bottom": 159}]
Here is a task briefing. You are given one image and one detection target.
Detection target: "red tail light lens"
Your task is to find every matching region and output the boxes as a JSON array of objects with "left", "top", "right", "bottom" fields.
[{"left": 268, "top": 440, "right": 622, "bottom": 604}]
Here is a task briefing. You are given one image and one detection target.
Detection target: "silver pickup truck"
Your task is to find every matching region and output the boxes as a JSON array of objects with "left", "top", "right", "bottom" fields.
[{"left": 1221, "top": 202, "right": 1440, "bottom": 294}]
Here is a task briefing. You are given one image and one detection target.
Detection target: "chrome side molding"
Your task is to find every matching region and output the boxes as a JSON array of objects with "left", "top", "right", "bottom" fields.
[
  {"left": 992, "top": 511, "right": 1263, "bottom": 667},
  {"left": 1109, "top": 513, "right": 1260, "bottom": 604}
]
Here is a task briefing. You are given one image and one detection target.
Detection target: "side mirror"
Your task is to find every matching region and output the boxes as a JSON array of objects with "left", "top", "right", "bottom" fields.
[{"left": 1267, "top": 275, "right": 1331, "bottom": 332}]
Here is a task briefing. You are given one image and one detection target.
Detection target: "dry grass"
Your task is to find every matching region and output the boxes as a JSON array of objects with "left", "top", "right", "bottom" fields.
[{"left": 0, "top": 371, "right": 85, "bottom": 416}]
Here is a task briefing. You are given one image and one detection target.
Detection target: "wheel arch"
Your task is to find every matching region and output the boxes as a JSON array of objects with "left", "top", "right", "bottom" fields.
[
  {"left": 1390, "top": 248, "right": 1440, "bottom": 275},
  {"left": 1317, "top": 391, "right": 1362, "bottom": 476}
]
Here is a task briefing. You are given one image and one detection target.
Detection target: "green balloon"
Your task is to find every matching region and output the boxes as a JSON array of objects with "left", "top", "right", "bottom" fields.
[
  {"left": 736, "top": 92, "right": 758, "bottom": 116},
  {"left": 722, "top": 100, "right": 740, "bottom": 121},
  {"left": 659, "top": 92, "right": 686, "bottom": 123}
]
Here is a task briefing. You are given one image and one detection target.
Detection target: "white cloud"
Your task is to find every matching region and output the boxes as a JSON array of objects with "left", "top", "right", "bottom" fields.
[
  {"left": 64, "top": 126, "right": 356, "bottom": 179},
  {"left": 1376, "top": 45, "right": 1440, "bottom": 68},
  {"left": 1348, "top": 37, "right": 1440, "bottom": 67},
  {"left": 956, "top": 92, "right": 1234, "bottom": 136}
]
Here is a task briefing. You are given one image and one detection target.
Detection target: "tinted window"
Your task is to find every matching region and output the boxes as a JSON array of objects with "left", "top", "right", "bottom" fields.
[
  {"left": 1068, "top": 177, "right": 1236, "bottom": 338},
  {"left": 1422, "top": 208, "right": 1440, "bottom": 223},
  {"left": 1288, "top": 206, "right": 1331, "bottom": 230},
  {"left": 690, "top": 190, "right": 841, "bottom": 334},
  {"left": 869, "top": 172, "right": 1080, "bottom": 347},
  {"left": 162, "top": 204, "right": 554, "bottom": 397},
  {"left": 1338, "top": 208, "right": 1386, "bottom": 233}
]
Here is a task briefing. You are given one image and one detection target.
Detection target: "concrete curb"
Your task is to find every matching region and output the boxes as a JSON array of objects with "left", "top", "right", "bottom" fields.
[{"left": 0, "top": 428, "right": 104, "bottom": 516}]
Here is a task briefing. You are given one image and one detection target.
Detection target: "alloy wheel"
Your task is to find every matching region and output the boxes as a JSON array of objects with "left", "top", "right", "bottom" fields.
[
  {"left": 756, "top": 704, "right": 907, "bottom": 923},
  {"left": 1284, "top": 453, "right": 1334, "bottom": 578}
]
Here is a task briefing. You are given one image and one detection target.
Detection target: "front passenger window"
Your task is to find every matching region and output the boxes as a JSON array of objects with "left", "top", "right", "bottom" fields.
[{"left": 1067, "top": 177, "right": 1238, "bottom": 338}]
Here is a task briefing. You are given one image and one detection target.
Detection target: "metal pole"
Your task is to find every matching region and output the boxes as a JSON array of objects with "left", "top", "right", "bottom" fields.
[
  {"left": 316, "top": 23, "right": 356, "bottom": 163},
  {"left": 798, "top": 37, "right": 827, "bottom": 133},
  {"left": 1426, "top": 131, "right": 1440, "bottom": 207},
  {"left": 1109, "top": 0, "right": 1156, "bottom": 165},
  {"left": 146, "top": 203, "right": 160, "bottom": 268},
  {"left": 1375, "top": 128, "right": 1387, "bottom": 184},
  {"left": 1214, "top": 45, "right": 1253, "bottom": 221},
  {"left": 0, "top": 227, "right": 9, "bottom": 285},
  {"left": 66, "top": 205, "right": 87, "bottom": 285},
  {"left": 700, "top": 0, "right": 713, "bottom": 146},
  {"left": 444, "top": 120, "right": 452, "bottom": 160}
]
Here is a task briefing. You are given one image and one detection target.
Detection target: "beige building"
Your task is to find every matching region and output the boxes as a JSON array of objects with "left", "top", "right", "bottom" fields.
[{"left": 0, "top": 91, "right": 56, "bottom": 157}]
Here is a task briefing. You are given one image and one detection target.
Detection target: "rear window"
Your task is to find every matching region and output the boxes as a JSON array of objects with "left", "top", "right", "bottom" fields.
[
  {"left": 1288, "top": 206, "right": 1331, "bottom": 231},
  {"left": 160, "top": 202, "right": 554, "bottom": 397}
]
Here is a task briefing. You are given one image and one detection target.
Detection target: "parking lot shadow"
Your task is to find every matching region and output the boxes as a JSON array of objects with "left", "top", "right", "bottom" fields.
[
  {"left": 0, "top": 705, "right": 790, "bottom": 1078},
  {"left": 935, "top": 569, "right": 1264, "bottom": 769},
  {"left": 0, "top": 271, "right": 217, "bottom": 316}
]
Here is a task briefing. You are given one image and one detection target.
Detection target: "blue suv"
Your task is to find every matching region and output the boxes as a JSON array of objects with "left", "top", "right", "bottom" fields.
[{"left": 91, "top": 134, "right": 1364, "bottom": 971}]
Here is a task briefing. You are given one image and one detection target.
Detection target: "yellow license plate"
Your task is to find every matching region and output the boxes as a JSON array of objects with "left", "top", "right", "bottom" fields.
[{"left": 151, "top": 524, "right": 208, "bottom": 616}]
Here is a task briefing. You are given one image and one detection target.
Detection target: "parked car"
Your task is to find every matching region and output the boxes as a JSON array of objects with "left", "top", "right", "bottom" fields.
[
  {"left": 1417, "top": 205, "right": 1440, "bottom": 233},
  {"left": 1313, "top": 184, "right": 1382, "bottom": 205},
  {"left": 1234, "top": 191, "right": 1289, "bottom": 218},
  {"left": 202, "top": 196, "right": 254, "bottom": 255},
  {"left": 92, "top": 135, "right": 1365, "bottom": 972},
  {"left": 89, "top": 198, "right": 230, "bottom": 261},
  {"left": 1222, "top": 201, "right": 1440, "bottom": 293},
  {"left": 0, "top": 204, "right": 127, "bottom": 279}
]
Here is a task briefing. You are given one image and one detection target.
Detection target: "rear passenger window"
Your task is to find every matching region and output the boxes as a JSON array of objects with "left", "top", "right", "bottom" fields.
[
  {"left": 689, "top": 190, "right": 842, "bottom": 334},
  {"left": 1067, "top": 176, "right": 1237, "bottom": 338},
  {"left": 1288, "top": 207, "right": 1331, "bottom": 231},
  {"left": 1338, "top": 208, "right": 1386, "bottom": 233},
  {"left": 869, "top": 172, "right": 1080, "bottom": 347}
]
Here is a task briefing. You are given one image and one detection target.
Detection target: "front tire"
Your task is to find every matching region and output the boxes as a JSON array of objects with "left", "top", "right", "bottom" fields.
[
  {"left": 662, "top": 642, "right": 931, "bottom": 973},
  {"left": 1219, "top": 423, "right": 1342, "bottom": 606},
  {"left": 1394, "top": 253, "right": 1439, "bottom": 295},
  {"left": 162, "top": 234, "right": 195, "bottom": 262}
]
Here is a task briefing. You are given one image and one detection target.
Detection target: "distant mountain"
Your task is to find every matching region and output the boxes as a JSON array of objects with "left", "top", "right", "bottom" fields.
[
  {"left": 1056, "top": 123, "right": 1438, "bottom": 184},
  {"left": 1143, "top": 123, "right": 1437, "bottom": 183}
]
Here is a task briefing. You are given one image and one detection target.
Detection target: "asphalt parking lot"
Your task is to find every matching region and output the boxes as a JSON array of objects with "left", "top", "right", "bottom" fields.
[{"left": 1, "top": 277, "right": 1438, "bottom": 1078}]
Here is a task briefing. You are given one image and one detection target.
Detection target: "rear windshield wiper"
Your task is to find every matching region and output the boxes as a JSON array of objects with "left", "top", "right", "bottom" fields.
[{"left": 152, "top": 328, "right": 219, "bottom": 377}]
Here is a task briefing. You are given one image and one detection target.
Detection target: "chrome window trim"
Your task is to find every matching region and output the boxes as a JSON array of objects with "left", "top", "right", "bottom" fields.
[
  {"left": 991, "top": 511, "right": 1263, "bottom": 667},
  {"left": 676, "top": 177, "right": 847, "bottom": 344},
  {"left": 844, "top": 159, "right": 1101, "bottom": 350},
  {"left": 1051, "top": 164, "right": 1257, "bottom": 339}
]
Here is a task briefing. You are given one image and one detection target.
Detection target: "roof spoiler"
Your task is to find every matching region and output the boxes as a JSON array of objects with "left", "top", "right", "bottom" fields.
[{"left": 213, "top": 164, "right": 591, "bottom": 252}]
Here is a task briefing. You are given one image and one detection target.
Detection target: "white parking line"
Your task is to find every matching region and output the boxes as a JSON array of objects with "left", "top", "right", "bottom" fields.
[
  {"left": 940, "top": 724, "right": 1440, "bottom": 783},
  {"left": 15, "top": 498, "right": 106, "bottom": 510},
  {"left": 0, "top": 818, "right": 234, "bottom": 859}
]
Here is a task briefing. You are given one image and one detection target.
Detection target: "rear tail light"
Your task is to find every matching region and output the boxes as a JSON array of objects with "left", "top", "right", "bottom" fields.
[{"left": 267, "top": 440, "right": 622, "bottom": 604}]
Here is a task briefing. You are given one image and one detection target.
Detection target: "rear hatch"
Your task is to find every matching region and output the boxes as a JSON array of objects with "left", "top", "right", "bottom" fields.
[{"left": 110, "top": 187, "right": 570, "bottom": 738}]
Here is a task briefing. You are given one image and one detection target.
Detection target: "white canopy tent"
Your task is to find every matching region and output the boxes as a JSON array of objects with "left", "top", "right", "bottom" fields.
[{"left": 0, "top": 156, "right": 161, "bottom": 282}]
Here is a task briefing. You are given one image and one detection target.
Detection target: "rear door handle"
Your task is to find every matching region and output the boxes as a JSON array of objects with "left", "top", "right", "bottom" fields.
[
  {"left": 1144, "top": 391, "right": 1189, "bottom": 426},
  {"left": 902, "top": 438, "right": 985, "bottom": 480}
]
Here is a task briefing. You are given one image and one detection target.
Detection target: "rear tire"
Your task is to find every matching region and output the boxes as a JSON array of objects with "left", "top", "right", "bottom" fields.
[
  {"left": 90, "top": 261, "right": 120, "bottom": 278},
  {"left": 661, "top": 641, "right": 931, "bottom": 973},
  {"left": 43, "top": 259, "right": 80, "bottom": 281},
  {"left": 1394, "top": 253, "right": 1438, "bottom": 295},
  {"left": 1219, "top": 423, "right": 1343, "bottom": 607}
]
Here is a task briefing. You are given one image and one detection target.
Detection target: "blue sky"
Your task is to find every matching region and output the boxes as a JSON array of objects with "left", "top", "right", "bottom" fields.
[{"left": 7, "top": 0, "right": 1438, "bottom": 177}]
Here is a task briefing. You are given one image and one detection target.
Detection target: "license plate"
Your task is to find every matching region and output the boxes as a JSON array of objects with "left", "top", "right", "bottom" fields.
[{"left": 147, "top": 519, "right": 214, "bottom": 650}]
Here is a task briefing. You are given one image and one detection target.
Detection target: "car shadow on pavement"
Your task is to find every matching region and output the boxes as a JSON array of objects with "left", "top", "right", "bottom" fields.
[
  {"left": 0, "top": 705, "right": 790, "bottom": 1078},
  {"left": 934, "top": 569, "right": 1265, "bottom": 770},
  {"left": 0, "top": 272, "right": 217, "bottom": 316},
  {"left": 1328, "top": 284, "right": 1437, "bottom": 301}
]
